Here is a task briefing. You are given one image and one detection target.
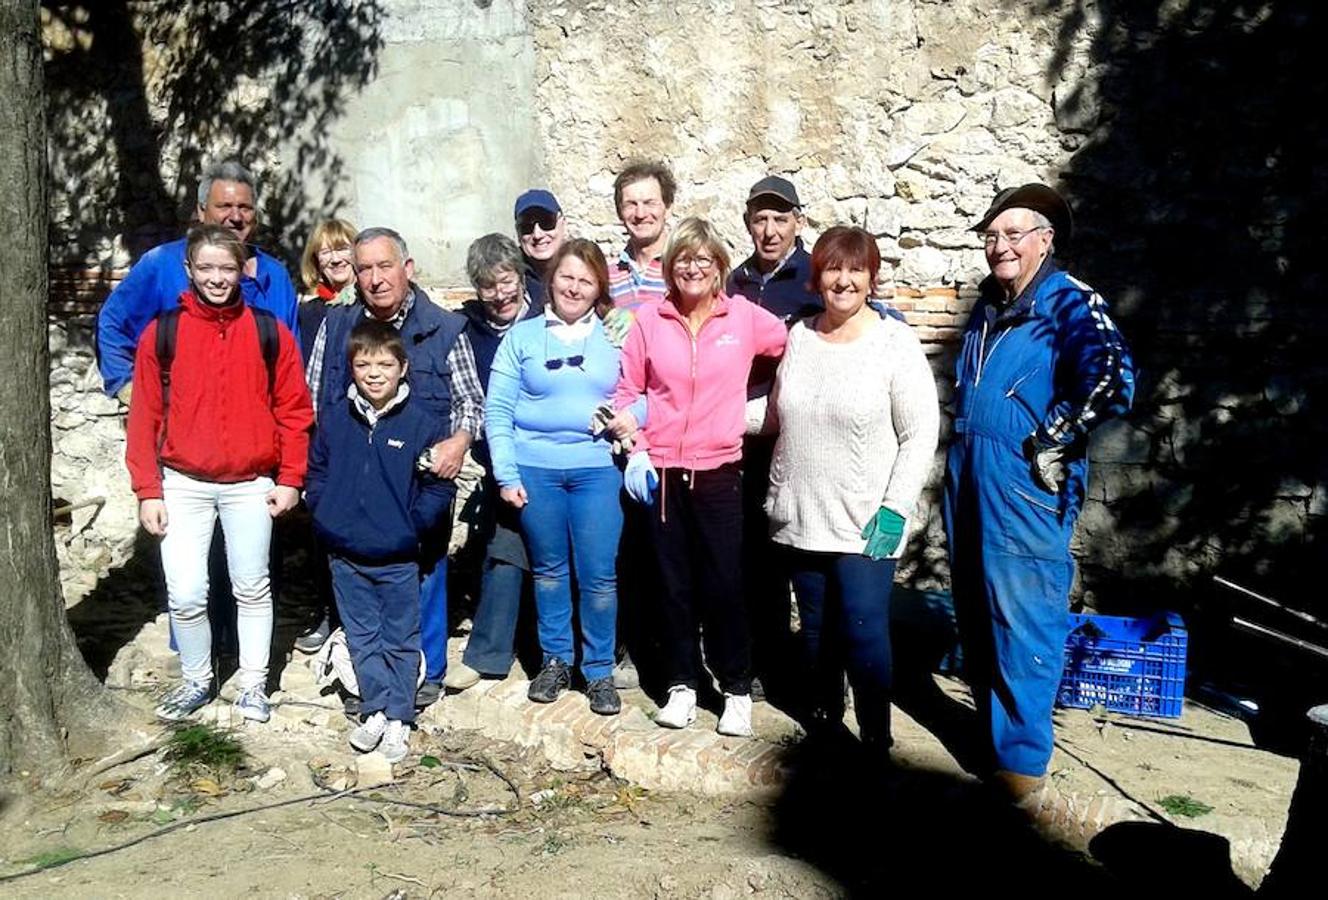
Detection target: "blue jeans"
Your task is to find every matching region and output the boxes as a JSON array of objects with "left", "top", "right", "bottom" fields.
[
  {"left": 786, "top": 548, "right": 897, "bottom": 747},
  {"left": 462, "top": 557, "right": 527, "bottom": 675},
  {"left": 518, "top": 464, "right": 623, "bottom": 682},
  {"left": 329, "top": 555, "right": 421, "bottom": 723},
  {"left": 418, "top": 530, "right": 450, "bottom": 683}
]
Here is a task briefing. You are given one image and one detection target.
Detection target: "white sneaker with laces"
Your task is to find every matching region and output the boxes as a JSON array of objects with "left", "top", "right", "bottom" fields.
[
  {"left": 654, "top": 685, "right": 697, "bottom": 729},
  {"left": 349, "top": 711, "right": 388, "bottom": 752},
  {"left": 380, "top": 719, "right": 410, "bottom": 764},
  {"left": 717, "top": 693, "right": 754, "bottom": 737}
]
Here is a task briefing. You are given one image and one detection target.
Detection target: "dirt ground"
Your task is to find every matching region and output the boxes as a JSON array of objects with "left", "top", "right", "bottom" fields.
[
  {"left": 14, "top": 514, "right": 1300, "bottom": 898},
  {"left": 0, "top": 672, "right": 1299, "bottom": 899}
]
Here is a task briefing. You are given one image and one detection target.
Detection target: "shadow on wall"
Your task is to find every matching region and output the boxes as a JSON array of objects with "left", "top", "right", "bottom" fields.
[
  {"left": 1026, "top": 2, "right": 1327, "bottom": 655},
  {"left": 42, "top": 0, "right": 386, "bottom": 266}
]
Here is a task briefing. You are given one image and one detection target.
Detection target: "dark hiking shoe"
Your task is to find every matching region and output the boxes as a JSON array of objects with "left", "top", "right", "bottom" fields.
[
  {"left": 586, "top": 678, "right": 622, "bottom": 715},
  {"left": 415, "top": 680, "right": 442, "bottom": 709},
  {"left": 528, "top": 658, "right": 570, "bottom": 703},
  {"left": 294, "top": 617, "right": 332, "bottom": 654}
]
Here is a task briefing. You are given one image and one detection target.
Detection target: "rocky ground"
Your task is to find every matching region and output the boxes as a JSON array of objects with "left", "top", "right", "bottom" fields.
[{"left": 5, "top": 509, "right": 1301, "bottom": 897}]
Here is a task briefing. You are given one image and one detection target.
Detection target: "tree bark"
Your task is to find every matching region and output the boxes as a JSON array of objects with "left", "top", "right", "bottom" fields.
[{"left": 0, "top": 0, "right": 112, "bottom": 775}]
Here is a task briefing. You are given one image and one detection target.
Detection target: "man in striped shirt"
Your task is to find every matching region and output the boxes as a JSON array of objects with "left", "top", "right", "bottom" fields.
[{"left": 607, "top": 160, "right": 675, "bottom": 311}]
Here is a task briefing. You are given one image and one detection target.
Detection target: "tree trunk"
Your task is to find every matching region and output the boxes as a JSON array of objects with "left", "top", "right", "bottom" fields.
[{"left": 0, "top": 0, "right": 112, "bottom": 775}]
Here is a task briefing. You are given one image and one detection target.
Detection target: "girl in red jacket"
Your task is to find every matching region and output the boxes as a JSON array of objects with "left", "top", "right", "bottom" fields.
[{"left": 126, "top": 224, "right": 314, "bottom": 723}]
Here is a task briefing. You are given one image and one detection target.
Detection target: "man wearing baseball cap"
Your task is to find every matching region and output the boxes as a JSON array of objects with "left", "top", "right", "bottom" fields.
[
  {"left": 726, "top": 175, "right": 821, "bottom": 705},
  {"left": 513, "top": 189, "right": 566, "bottom": 303},
  {"left": 943, "top": 182, "right": 1136, "bottom": 801}
]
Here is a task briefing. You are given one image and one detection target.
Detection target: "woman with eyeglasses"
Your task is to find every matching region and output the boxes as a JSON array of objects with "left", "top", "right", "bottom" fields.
[
  {"left": 613, "top": 217, "right": 788, "bottom": 738},
  {"left": 485, "top": 238, "right": 636, "bottom": 716},
  {"left": 296, "top": 219, "right": 359, "bottom": 365}
]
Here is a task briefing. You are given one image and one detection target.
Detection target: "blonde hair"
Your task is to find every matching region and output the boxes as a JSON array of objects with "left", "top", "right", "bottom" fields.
[
  {"left": 299, "top": 218, "right": 358, "bottom": 292},
  {"left": 662, "top": 217, "right": 732, "bottom": 300}
]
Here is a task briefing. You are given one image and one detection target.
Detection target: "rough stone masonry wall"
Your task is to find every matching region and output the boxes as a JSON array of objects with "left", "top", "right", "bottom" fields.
[
  {"left": 532, "top": 0, "right": 1082, "bottom": 592},
  {"left": 43, "top": 1, "right": 1328, "bottom": 627}
]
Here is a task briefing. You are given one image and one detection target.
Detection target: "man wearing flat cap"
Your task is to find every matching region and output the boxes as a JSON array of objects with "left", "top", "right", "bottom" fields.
[{"left": 943, "top": 182, "right": 1136, "bottom": 800}]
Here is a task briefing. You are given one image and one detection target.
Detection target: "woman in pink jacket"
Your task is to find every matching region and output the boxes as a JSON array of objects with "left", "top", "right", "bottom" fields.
[{"left": 614, "top": 216, "right": 787, "bottom": 737}]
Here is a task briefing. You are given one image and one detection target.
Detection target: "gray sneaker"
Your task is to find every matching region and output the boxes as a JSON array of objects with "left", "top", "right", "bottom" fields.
[
  {"left": 380, "top": 719, "right": 410, "bottom": 764},
  {"left": 155, "top": 680, "right": 212, "bottom": 722},
  {"left": 349, "top": 711, "right": 388, "bottom": 752},
  {"left": 612, "top": 656, "right": 640, "bottom": 690},
  {"left": 293, "top": 617, "right": 332, "bottom": 654},
  {"left": 234, "top": 686, "right": 271, "bottom": 723},
  {"left": 586, "top": 678, "right": 621, "bottom": 716}
]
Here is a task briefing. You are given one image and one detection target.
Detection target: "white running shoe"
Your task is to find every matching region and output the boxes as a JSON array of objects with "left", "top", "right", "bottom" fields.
[
  {"left": 380, "top": 719, "right": 410, "bottom": 764},
  {"left": 654, "top": 685, "right": 697, "bottom": 729},
  {"left": 349, "top": 711, "right": 388, "bottom": 752},
  {"left": 717, "top": 693, "right": 754, "bottom": 737}
]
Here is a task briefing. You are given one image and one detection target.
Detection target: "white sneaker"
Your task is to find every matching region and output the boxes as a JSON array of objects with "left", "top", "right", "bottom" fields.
[
  {"left": 654, "top": 685, "right": 697, "bottom": 729},
  {"left": 380, "top": 719, "right": 410, "bottom": 764},
  {"left": 443, "top": 662, "right": 482, "bottom": 692},
  {"left": 349, "top": 711, "right": 388, "bottom": 752},
  {"left": 717, "top": 693, "right": 754, "bottom": 737}
]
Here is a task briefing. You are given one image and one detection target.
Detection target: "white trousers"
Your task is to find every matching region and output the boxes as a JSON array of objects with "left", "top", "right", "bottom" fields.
[{"left": 160, "top": 468, "right": 273, "bottom": 689}]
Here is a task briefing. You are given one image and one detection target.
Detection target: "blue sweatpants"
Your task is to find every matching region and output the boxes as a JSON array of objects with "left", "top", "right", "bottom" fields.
[
  {"left": 330, "top": 555, "right": 421, "bottom": 723},
  {"left": 418, "top": 531, "right": 450, "bottom": 684}
]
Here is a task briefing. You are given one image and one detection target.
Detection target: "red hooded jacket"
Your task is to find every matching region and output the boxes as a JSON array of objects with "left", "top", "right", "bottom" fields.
[{"left": 125, "top": 291, "right": 313, "bottom": 500}]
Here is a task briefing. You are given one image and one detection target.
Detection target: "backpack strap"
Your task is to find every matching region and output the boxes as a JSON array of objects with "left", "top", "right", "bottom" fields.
[
  {"left": 250, "top": 307, "right": 280, "bottom": 396},
  {"left": 154, "top": 307, "right": 183, "bottom": 432}
]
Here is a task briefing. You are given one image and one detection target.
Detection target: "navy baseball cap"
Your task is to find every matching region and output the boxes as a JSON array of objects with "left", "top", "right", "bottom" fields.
[{"left": 514, "top": 189, "right": 562, "bottom": 219}]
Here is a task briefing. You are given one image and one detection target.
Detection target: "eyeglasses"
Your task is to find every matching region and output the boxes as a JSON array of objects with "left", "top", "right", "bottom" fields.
[
  {"left": 517, "top": 210, "right": 560, "bottom": 235},
  {"left": 317, "top": 246, "right": 352, "bottom": 259},
  {"left": 478, "top": 272, "right": 522, "bottom": 300},
  {"left": 544, "top": 330, "right": 586, "bottom": 370},
  {"left": 980, "top": 227, "right": 1047, "bottom": 248},
  {"left": 673, "top": 255, "right": 716, "bottom": 271}
]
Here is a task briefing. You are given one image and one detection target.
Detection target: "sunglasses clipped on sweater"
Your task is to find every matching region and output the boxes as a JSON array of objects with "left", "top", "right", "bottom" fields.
[
  {"left": 544, "top": 329, "right": 586, "bottom": 370},
  {"left": 517, "top": 209, "right": 560, "bottom": 235}
]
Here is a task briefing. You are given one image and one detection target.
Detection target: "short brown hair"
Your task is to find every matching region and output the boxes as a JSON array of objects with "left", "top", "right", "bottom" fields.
[
  {"left": 347, "top": 319, "right": 408, "bottom": 366},
  {"left": 613, "top": 159, "right": 677, "bottom": 211},
  {"left": 545, "top": 238, "right": 612, "bottom": 318},
  {"left": 185, "top": 223, "right": 245, "bottom": 269},
  {"left": 300, "top": 218, "right": 358, "bottom": 293},
  {"left": 809, "top": 226, "right": 882, "bottom": 296},
  {"left": 662, "top": 217, "right": 731, "bottom": 300}
]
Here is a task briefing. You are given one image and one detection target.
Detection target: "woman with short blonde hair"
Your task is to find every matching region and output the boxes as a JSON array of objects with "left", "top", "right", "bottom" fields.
[{"left": 614, "top": 216, "right": 787, "bottom": 738}]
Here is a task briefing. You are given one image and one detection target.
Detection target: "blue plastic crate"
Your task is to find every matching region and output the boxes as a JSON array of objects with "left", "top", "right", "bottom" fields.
[{"left": 1057, "top": 612, "right": 1187, "bottom": 719}]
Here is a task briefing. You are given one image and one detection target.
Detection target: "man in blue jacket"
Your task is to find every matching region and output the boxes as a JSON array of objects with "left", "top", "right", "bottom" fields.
[
  {"left": 96, "top": 160, "right": 300, "bottom": 402},
  {"left": 944, "top": 183, "right": 1136, "bottom": 800}
]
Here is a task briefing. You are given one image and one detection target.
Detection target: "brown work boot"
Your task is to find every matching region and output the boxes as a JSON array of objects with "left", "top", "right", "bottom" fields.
[{"left": 992, "top": 769, "right": 1046, "bottom": 801}]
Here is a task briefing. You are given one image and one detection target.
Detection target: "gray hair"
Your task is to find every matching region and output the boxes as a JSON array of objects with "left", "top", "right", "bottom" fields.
[
  {"left": 466, "top": 233, "right": 523, "bottom": 287},
  {"left": 354, "top": 227, "right": 410, "bottom": 261},
  {"left": 1030, "top": 210, "right": 1054, "bottom": 253},
  {"left": 197, "top": 160, "right": 258, "bottom": 207}
]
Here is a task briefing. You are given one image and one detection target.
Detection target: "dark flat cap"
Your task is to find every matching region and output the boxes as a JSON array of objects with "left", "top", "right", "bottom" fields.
[{"left": 972, "top": 183, "right": 1073, "bottom": 247}]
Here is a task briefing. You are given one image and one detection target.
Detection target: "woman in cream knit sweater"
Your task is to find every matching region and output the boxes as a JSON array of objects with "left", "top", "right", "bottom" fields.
[{"left": 764, "top": 225, "right": 939, "bottom": 755}]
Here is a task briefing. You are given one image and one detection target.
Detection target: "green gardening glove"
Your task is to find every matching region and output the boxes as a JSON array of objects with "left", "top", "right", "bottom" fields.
[{"left": 861, "top": 506, "right": 906, "bottom": 560}]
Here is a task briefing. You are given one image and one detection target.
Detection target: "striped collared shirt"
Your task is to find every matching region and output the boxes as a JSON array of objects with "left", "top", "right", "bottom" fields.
[{"left": 607, "top": 244, "right": 667, "bottom": 311}]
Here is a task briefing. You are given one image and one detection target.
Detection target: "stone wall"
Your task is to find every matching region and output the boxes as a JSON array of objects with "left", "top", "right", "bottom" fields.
[{"left": 42, "top": 1, "right": 1328, "bottom": 628}]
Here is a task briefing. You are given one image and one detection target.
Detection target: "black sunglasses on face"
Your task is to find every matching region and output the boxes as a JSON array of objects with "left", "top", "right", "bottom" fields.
[{"left": 517, "top": 210, "right": 560, "bottom": 235}]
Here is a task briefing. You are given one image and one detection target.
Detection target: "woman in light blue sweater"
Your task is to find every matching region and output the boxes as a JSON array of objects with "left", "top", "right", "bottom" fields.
[{"left": 485, "top": 239, "right": 634, "bottom": 715}]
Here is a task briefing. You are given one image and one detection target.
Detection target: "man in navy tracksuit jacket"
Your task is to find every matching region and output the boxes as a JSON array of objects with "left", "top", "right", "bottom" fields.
[
  {"left": 305, "top": 323, "right": 455, "bottom": 742},
  {"left": 944, "top": 184, "right": 1135, "bottom": 797}
]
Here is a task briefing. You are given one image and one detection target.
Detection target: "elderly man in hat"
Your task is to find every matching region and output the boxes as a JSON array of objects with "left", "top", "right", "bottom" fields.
[{"left": 943, "top": 183, "right": 1135, "bottom": 799}]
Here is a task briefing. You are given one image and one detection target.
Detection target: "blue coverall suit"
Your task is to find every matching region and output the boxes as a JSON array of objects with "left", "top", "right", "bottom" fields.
[{"left": 943, "top": 259, "right": 1134, "bottom": 777}]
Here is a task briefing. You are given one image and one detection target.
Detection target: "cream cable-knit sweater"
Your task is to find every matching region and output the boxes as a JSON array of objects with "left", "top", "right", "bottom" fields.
[{"left": 764, "top": 315, "right": 940, "bottom": 556}]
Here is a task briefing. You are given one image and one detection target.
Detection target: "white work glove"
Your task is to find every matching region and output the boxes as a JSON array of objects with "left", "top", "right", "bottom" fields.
[{"left": 623, "top": 451, "right": 659, "bottom": 505}]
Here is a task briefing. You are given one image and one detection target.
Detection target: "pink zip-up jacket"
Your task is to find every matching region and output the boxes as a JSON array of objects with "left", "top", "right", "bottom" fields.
[{"left": 614, "top": 292, "right": 787, "bottom": 471}]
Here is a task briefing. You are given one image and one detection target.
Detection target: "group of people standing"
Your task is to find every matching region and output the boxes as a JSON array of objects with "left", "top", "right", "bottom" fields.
[{"left": 97, "top": 157, "right": 1134, "bottom": 796}]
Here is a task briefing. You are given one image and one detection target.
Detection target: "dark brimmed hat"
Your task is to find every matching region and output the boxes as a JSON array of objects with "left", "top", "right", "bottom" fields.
[
  {"left": 746, "top": 175, "right": 801, "bottom": 208},
  {"left": 971, "top": 183, "right": 1073, "bottom": 247}
]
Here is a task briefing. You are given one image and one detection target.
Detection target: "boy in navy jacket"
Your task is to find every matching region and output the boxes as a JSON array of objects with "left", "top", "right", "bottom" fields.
[{"left": 306, "top": 320, "right": 455, "bottom": 763}]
